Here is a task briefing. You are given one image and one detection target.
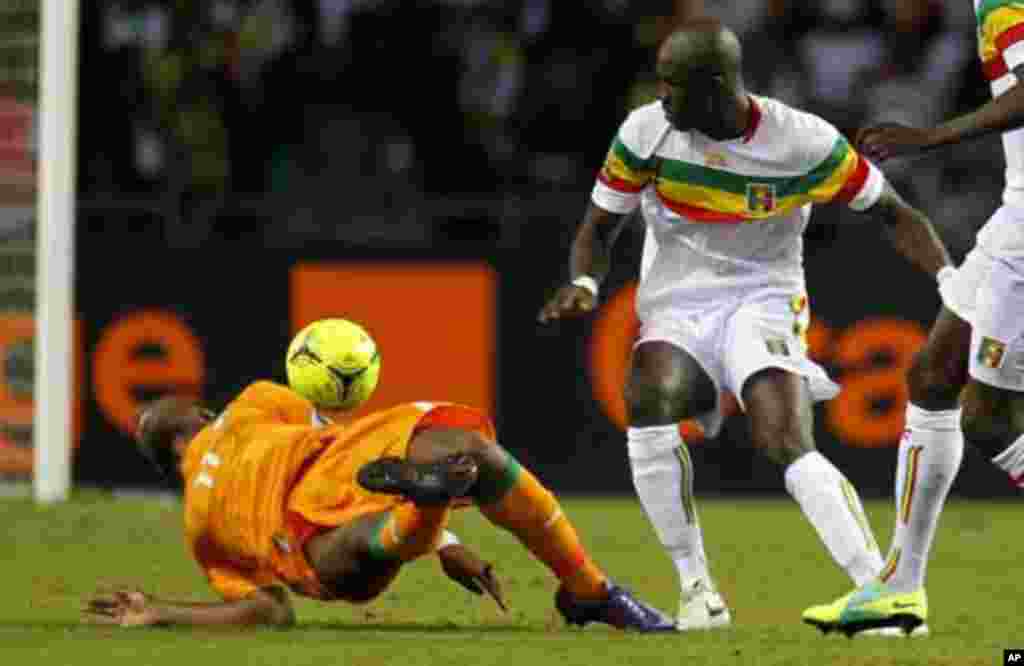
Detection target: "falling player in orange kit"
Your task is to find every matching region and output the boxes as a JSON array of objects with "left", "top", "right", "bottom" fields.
[{"left": 83, "top": 381, "right": 675, "bottom": 631}]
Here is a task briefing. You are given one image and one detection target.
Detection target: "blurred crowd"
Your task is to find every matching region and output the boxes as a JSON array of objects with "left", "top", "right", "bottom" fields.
[{"left": 76, "top": 0, "right": 1002, "bottom": 253}]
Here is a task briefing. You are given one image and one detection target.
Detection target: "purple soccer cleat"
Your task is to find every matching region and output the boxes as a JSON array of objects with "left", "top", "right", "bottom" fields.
[{"left": 556, "top": 582, "right": 677, "bottom": 633}]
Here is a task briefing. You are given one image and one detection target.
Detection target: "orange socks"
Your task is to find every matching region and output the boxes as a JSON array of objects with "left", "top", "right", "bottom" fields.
[
  {"left": 366, "top": 449, "right": 609, "bottom": 602},
  {"left": 479, "top": 453, "right": 608, "bottom": 600},
  {"left": 367, "top": 503, "right": 450, "bottom": 563}
]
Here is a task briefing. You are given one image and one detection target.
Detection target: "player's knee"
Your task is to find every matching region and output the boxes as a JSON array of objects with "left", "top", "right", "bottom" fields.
[
  {"left": 750, "top": 416, "right": 811, "bottom": 467},
  {"left": 960, "top": 389, "right": 1015, "bottom": 458},
  {"left": 906, "top": 349, "right": 963, "bottom": 408},
  {"left": 457, "top": 431, "right": 505, "bottom": 471},
  {"left": 409, "top": 427, "right": 495, "bottom": 464},
  {"left": 625, "top": 374, "right": 689, "bottom": 425}
]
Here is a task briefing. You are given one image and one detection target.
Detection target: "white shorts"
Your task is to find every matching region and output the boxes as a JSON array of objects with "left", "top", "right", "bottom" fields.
[
  {"left": 636, "top": 288, "right": 840, "bottom": 438},
  {"left": 940, "top": 206, "right": 1024, "bottom": 390}
]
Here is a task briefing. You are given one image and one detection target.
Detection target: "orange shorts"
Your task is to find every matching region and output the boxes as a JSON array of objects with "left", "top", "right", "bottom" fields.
[{"left": 272, "top": 404, "right": 494, "bottom": 600}]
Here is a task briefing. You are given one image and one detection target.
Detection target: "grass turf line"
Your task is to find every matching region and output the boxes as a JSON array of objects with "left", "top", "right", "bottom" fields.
[{"left": 2, "top": 494, "right": 1017, "bottom": 665}]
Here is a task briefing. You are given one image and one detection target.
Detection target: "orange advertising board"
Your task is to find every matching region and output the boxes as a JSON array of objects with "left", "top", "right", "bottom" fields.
[
  {"left": 290, "top": 262, "right": 497, "bottom": 418},
  {"left": 0, "top": 314, "right": 82, "bottom": 474}
]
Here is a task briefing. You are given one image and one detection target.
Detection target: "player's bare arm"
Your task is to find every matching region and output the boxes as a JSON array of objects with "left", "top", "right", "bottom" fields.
[
  {"left": 84, "top": 585, "right": 294, "bottom": 628},
  {"left": 537, "top": 203, "right": 627, "bottom": 323},
  {"left": 857, "top": 181, "right": 952, "bottom": 278},
  {"left": 859, "top": 65, "right": 1024, "bottom": 162}
]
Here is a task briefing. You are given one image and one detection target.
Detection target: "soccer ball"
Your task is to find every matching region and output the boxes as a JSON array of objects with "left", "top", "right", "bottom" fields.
[{"left": 286, "top": 318, "right": 381, "bottom": 410}]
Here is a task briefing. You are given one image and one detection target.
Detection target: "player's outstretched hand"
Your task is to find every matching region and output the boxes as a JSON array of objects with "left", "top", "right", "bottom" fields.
[
  {"left": 83, "top": 588, "right": 161, "bottom": 627},
  {"left": 537, "top": 284, "right": 597, "bottom": 324},
  {"left": 438, "top": 544, "right": 507, "bottom": 612},
  {"left": 855, "top": 123, "right": 936, "bottom": 163}
]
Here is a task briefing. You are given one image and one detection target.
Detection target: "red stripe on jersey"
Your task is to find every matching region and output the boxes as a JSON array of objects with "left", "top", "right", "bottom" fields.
[
  {"left": 597, "top": 169, "right": 646, "bottom": 193},
  {"left": 742, "top": 97, "right": 762, "bottom": 144},
  {"left": 996, "top": 22, "right": 1024, "bottom": 53},
  {"left": 984, "top": 55, "right": 1009, "bottom": 81},
  {"left": 656, "top": 191, "right": 747, "bottom": 223},
  {"left": 834, "top": 154, "right": 870, "bottom": 204}
]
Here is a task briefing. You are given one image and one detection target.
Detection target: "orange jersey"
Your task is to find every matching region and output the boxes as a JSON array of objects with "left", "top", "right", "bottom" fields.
[
  {"left": 181, "top": 382, "right": 495, "bottom": 601},
  {"left": 181, "top": 381, "right": 326, "bottom": 600}
]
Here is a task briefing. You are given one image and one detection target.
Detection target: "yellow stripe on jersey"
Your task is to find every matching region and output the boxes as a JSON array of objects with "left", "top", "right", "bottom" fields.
[
  {"left": 652, "top": 137, "right": 863, "bottom": 222},
  {"left": 598, "top": 138, "right": 656, "bottom": 193},
  {"left": 979, "top": 4, "right": 1024, "bottom": 65}
]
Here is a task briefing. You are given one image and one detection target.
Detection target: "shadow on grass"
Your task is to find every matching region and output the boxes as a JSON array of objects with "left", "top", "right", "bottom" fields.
[{"left": 0, "top": 620, "right": 571, "bottom": 635}]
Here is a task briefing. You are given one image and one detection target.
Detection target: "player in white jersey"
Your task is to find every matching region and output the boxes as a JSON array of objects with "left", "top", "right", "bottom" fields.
[
  {"left": 538, "top": 20, "right": 953, "bottom": 632},
  {"left": 804, "top": 0, "right": 1024, "bottom": 637}
]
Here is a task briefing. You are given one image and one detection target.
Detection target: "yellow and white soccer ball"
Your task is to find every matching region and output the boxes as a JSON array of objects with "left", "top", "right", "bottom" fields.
[{"left": 286, "top": 318, "right": 381, "bottom": 410}]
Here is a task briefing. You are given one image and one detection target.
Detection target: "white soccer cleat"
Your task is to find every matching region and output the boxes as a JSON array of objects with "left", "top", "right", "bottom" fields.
[
  {"left": 858, "top": 624, "right": 931, "bottom": 638},
  {"left": 676, "top": 578, "right": 732, "bottom": 631}
]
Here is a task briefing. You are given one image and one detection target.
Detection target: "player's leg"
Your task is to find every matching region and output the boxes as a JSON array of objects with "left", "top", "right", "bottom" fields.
[
  {"left": 962, "top": 380, "right": 1024, "bottom": 480},
  {"left": 722, "top": 294, "right": 883, "bottom": 590},
  {"left": 363, "top": 425, "right": 675, "bottom": 631},
  {"left": 878, "top": 307, "right": 968, "bottom": 596},
  {"left": 317, "top": 452, "right": 472, "bottom": 579},
  {"left": 801, "top": 324, "right": 969, "bottom": 637},
  {"left": 626, "top": 340, "right": 729, "bottom": 629},
  {"left": 957, "top": 208, "right": 1024, "bottom": 483},
  {"left": 956, "top": 234, "right": 1024, "bottom": 484},
  {"left": 742, "top": 368, "right": 884, "bottom": 587},
  {"left": 304, "top": 508, "right": 422, "bottom": 603},
  {"left": 803, "top": 247, "right": 992, "bottom": 636}
]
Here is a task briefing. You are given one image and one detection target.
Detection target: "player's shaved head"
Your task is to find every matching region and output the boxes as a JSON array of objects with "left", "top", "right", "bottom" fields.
[
  {"left": 658, "top": 19, "right": 742, "bottom": 82},
  {"left": 135, "top": 395, "right": 210, "bottom": 482},
  {"left": 655, "top": 19, "right": 750, "bottom": 140}
]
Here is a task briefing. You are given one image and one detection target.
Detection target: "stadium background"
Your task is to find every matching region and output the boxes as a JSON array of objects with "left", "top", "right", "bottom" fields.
[{"left": 1, "top": 0, "right": 1017, "bottom": 498}]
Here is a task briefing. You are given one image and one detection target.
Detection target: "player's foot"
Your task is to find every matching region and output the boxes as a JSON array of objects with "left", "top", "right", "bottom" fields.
[
  {"left": 676, "top": 578, "right": 732, "bottom": 631},
  {"left": 555, "top": 581, "right": 676, "bottom": 633},
  {"left": 802, "top": 581, "right": 927, "bottom": 637},
  {"left": 858, "top": 624, "right": 930, "bottom": 638},
  {"left": 357, "top": 455, "right": 478, "bottom": 505}
]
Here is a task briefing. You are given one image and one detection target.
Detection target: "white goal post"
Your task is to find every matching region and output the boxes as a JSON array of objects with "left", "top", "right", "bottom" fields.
[{"left": 33, "top": 0, "right": 80, "bottom": 503}]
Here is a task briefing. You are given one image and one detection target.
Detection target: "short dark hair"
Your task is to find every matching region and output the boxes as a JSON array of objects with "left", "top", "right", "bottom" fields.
[{"left": 135, "top": 396, "right": 207, "bottom": 483}]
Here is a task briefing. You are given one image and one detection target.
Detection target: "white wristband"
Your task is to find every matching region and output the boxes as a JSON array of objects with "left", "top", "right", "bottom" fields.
[
  {"left": 571, "top": 275, "right": 600, "bottom": 297},
  {"left": 936, "top": 265, "right": 955, "bottom": 286},
  {"left": 437, "top": 530, "right": 460, "bottom": 551}
]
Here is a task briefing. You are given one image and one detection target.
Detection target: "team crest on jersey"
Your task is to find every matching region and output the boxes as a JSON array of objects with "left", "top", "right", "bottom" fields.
[
  {"left": 746, "top": 183, "right": 776, "bottom": 213},
  {"left": 978, "top": 337, "right": 1006, "bottom": 369},
  {"left": 765, "top": 337, "right": 790, "bottom": 357},
  {"left": 704, "top": 151, "right": 727, "bottom": 168}
]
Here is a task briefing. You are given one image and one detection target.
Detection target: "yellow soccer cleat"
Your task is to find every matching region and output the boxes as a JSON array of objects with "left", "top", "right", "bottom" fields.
[{"left": 802, "top": 581, "right": 927, "bottom": 637}]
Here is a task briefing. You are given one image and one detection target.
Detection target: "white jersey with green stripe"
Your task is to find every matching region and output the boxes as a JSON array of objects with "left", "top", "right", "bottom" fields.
[
  {"left": 976, "top": 0, "right": 1024, "bottom": 212},
  {"left": 592, "top": 96, "right": 883, "bottom": 313}
]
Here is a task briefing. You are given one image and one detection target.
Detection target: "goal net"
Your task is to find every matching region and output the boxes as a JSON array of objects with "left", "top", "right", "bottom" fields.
[{"left": 0, "top": 0, "right": 39, "bottom": 495}]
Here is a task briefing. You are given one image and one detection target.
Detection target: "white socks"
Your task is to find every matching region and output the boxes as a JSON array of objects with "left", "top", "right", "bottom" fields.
[
  {"left": 992, "top": 432, "right": 1024, "bottom": 488},
  {"left": 627, "top": 425, "right": 712, "bottom": 590},
  {"left": 879, "top": 404, "right": 964, "bottom": 594},
  {"left": 784, "top": 451, "right": 884, "bottom": 586},
  {"left": 628, "top": 425, "right": 886, "bottom": 591}
]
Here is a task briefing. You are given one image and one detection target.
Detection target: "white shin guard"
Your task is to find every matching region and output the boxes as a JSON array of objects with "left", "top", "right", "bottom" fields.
[
  {"left": 627, "top": 425, "right": 712, "bottom": 589},
  {"left": 785, "top": 451, "right": 884, "bottom": 586}
]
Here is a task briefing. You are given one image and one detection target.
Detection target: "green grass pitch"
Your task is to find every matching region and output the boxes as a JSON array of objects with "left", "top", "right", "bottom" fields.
[{"left": 3, "top": 493, "right": 1019, "bottom": 665}]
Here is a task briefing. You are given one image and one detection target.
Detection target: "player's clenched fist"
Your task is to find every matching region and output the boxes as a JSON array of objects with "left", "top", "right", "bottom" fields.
[{"left": 537, "top": 284, "right": 597, "bottom": 323}]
